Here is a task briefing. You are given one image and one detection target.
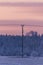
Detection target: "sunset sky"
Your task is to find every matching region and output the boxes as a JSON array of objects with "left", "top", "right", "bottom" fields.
[
  {"left": 0, "top": 0, "right": 43, "bottom": 2},
  {"left": 0, "top": 0, "right": 43, "bottom": 35}
]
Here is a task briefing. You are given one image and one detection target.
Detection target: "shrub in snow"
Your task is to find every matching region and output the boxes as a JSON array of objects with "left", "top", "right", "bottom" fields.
[{"left": 31, "top": 51, "right": 39, "bottom": 57}]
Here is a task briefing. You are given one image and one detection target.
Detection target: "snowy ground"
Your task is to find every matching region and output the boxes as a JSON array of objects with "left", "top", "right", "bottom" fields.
[{"left": 0, "top": 56, "right": 43, "bottom": 65}]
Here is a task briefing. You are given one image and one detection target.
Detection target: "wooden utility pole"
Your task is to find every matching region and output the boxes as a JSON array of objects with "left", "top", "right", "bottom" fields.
[{"left": 21, "top": 25, "right": 24, "bottom": 58}]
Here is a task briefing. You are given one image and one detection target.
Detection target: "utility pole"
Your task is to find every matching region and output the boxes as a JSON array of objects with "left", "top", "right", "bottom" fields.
[{"left": 21, "top": 25, "right": 24, "bottom": 58}]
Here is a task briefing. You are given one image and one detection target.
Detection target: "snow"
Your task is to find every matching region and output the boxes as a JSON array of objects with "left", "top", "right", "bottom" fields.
[{"left": 0, "top": 56, "right": 43, "bottom": 65}]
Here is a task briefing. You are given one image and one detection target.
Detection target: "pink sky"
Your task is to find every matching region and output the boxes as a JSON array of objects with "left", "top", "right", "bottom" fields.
[
  {"left": 0, "top": 0, "right": 43, "bottom": 3},
  {"left": 0, "top": 4, "right": 43, "bottom": 21},
  {"left": 0, "top": 1, "right": 43, "bottom": 35}
]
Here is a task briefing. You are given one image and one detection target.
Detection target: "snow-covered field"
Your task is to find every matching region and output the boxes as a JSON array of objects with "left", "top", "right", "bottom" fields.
[{"left": 0, "top": 56, "right": 43, "bottom": 65}]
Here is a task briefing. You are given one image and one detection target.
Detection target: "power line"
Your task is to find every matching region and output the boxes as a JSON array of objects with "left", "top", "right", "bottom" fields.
[
  {"left": 0, "top": 24, "right": 43, "bottom": 58},
  {"left": 0, "top": 24, "right": 43, "bottom": 27},
  {"left": 24, "top": 24, "right": 43, "bottom": 27},
  {"left": 20, "top": 24, "right": 43, "bottom": 58}
]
